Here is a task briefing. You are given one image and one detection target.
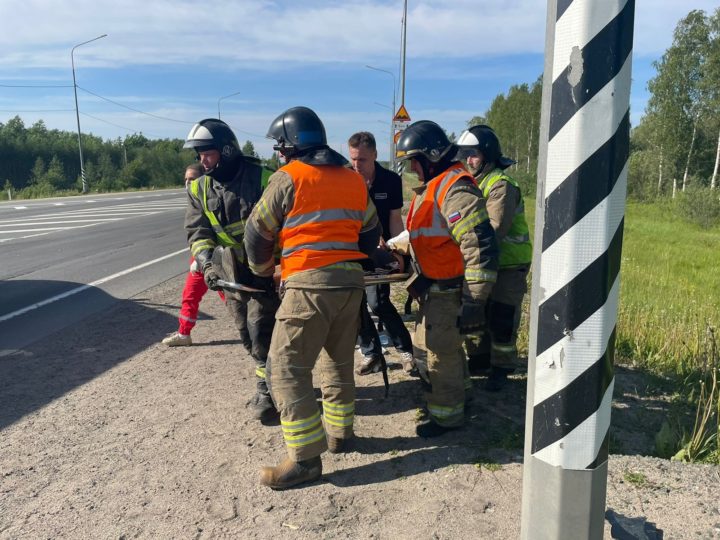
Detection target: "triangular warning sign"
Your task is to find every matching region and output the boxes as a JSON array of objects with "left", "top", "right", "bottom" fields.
[{"left": 393, "top": 104, "right": 411, "bottom": 122}]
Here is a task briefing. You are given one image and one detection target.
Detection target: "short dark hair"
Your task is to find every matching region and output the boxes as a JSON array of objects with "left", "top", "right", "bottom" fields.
[
  {"left": 185, "top": 163, "right": 204, "bottom": 178},
  {"left": 348, "top": 131, "right": 376, "bottom": 151}
]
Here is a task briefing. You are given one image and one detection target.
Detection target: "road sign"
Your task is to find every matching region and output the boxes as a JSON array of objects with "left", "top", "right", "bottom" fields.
[{"left": 393, "top": 104, "right": 411, "bottom": 123}]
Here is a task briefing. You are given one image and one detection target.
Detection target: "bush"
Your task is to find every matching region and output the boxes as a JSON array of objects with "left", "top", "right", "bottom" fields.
[{"left": 675, "top": 187, "right": 720, "bottom": 229}]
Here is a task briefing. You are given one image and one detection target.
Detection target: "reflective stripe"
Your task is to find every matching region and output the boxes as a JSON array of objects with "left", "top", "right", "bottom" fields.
[
  {"left": 427, "top": 401, "right": 464, "bottom": 426},
  {"left": 323, "top": 261, "right": 364, "bottom": 273},
  {"left": 492, "top": 342, "right": 516, "bottom": 353},
  {"left": 323, "top": 401, "right": 354, "bottom": 429},
  {"left": 282, "top": 241, "right": 359, "bottom": 258},
  {"left": 255, "top": 367, "right": 266, "bottom": 379},
  {"left": 464, "top": 268, "right": 497, "bottom": 283},
  {"left": 284, "top": 208, "right": 365, "bottom": 229},
  {"left": 257, "top": 199, "right": 280, "bottom": 229},
  {"left": 281, "top": 411, "right": 322, "bottom": 433},
  {"left": 450, "top": 210, "right": 487, "bottom": 242},
  {"left": 323, "top": 401, "right": 354, "bottom": 413},
  {"left": 284, "top": 426, "right": 326, "bottom": 448},
  {"left": 191, "top": 176, "right": 242, "bottom": 249},
  {"left": 478, "top": 169, "right": 532, "bottom": 267},
  {"left": 361, "top": 202, "right": 378, "bottom": 227},
  {"left": 191, "top": 239, "right": 216, "bottom": 257},
  {"left": 505, "top": 233, "right": 530, "bottom": 244}
]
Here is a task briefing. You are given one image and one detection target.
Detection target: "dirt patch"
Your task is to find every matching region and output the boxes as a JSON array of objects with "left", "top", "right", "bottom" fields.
[{"left": 1, "top": 275, "right": 718, "bottom": 539}]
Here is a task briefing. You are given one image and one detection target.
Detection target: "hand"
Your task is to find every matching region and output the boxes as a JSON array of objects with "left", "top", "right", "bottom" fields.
[
  {"left": 251, "top": 275, "right": 275, "bottom": 293},
  {"left": 457, "top": 299, "right": 486, "bottom": 334},
  {"left": 202, "top": 263, "right": 222, "bottom": 291}
]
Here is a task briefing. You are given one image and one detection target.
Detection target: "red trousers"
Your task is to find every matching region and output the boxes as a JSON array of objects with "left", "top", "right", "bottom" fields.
[{"left": 178, "top": 267, "right": 225, "bottom": 335}]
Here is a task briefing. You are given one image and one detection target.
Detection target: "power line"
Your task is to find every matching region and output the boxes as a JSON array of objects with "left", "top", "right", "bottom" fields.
[
  {"left": 0, "top": 83, "right": 73, "bottom": 88},
  {"left": 0, "top": 109, "right": 75, "bottom": 113},
  {"left": 80, "top": 111, "right": 165, "bottom": 138},
  {"left": 77, "top": 85, "right": 195, "bottom": 124}
]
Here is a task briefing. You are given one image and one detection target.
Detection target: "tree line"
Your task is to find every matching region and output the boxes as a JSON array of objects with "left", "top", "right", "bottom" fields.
[
  {"left": 464, "top": 8, "right": 720, "bottom": 224},
  {"left": 0, "top": 117, "right": 268, "bottom": 199}
]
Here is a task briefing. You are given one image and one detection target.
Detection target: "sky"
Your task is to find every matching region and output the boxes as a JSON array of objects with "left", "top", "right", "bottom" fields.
[{"left": 1, "top": 0, "right": 717, "bottom": 162}]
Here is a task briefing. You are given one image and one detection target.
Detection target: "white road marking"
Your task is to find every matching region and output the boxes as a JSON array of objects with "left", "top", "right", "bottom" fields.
[
  {"left": 0, "top": 247, "right": 190, "bottom": 323},
  {"left": 14, "top": 206, "right": 28, "bottom": 210}
]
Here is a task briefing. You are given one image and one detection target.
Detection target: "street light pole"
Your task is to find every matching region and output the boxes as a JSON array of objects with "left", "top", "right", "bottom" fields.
[
  {"left": 365, "top": 65, "right": 396, "bottom": 170},
  {"left": 72, "top": 34, "right": 107, "bottom": 194},
  {"left": 217, "top": 91, "right": 242, "bottom": 120}
]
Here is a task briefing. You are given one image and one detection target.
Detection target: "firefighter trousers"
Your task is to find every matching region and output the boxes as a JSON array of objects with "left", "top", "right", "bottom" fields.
[
  {"left": 464, "top": 266, "right": 529, "bottom": 369},
  {"left": 414, "top": 287, "right": 465, "bottom": 427},
  {"left": 268, "top": 287, "right": 362, "bottom": 462},
  {"left": 226, "top": 289, "right": 280, "bottom": 394}
]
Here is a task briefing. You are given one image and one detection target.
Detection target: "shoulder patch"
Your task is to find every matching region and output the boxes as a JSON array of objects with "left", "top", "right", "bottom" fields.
[{"left": 448, "top": 211, "right": 462, "bottom": 224}]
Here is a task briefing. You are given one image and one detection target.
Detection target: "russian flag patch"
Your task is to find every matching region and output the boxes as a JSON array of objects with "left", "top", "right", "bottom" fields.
[{"left": 448, "top": 211, "right": 462, "bottom": 224}]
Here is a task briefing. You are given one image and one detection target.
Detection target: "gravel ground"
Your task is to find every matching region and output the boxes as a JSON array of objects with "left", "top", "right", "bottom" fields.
[{"left": 1, "top": 274, "right": 718, "bottom": 539}]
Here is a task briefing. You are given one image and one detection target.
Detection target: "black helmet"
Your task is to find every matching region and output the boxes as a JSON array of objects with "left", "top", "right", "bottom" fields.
[
  {"left": 267, "top": 106, "right": 327, "bottom": 157},
  {"left": 395, "top": 120, "right": 454, "bottom": 163},
  {"left": 455, "top": 124, "right": 515, "bottom": 169},
  {"left": 183, "top": 118, "right": 242, "bottom": 161}
]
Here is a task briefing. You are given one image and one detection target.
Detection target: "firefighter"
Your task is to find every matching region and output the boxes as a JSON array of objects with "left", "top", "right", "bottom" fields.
[
  {"left": 245, "top": 106, "right": 381, "bottom": 489},
  {"left": 456, "top": 125, "right": 532, "bottom": 391},
  {"left": 392, "top": 120, "right": 498, "bottom": 437},
  {"left": 183, "top": 118, "right": 280, "bottom": 423}
]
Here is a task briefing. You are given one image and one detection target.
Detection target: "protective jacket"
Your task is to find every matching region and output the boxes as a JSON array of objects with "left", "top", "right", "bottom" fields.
[
  {"left": 245, "top": 156, "right": 381, "bottom": 289},
  {"left": 185, "top": 157, "right": 263, "bottom": 282},
  {"left": 475, "top": 168, "right": 532, "bottom": 268},
  {"left": 406, "top": 162, "right": 498, "bottom": 299}
]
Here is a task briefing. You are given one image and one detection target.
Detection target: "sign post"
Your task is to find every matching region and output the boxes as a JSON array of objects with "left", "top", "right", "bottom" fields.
[{"left": 520, "top": 0, "right": 635, "bottom": 538}]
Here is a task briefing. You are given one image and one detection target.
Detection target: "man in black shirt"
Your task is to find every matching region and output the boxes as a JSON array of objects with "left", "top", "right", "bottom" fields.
[{"left": 348, "top": 132, "right": 417, "bottom": 375}]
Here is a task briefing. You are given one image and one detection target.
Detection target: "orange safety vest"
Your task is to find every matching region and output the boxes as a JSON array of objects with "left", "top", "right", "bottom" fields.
[
  {"left": 406, "top": 163, "right": 473, "bottom": 280},
  {"left": 279, "top": 160, "right": 369, "bottom": 280}
]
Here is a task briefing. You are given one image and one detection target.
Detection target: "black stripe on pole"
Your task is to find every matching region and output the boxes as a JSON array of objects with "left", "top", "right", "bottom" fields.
[
  {"left": 586, "top": 431, "right": 610, "bottom": 470},
  {"left": 556, "top": 0, "right": 575, "bottom": 21},
  {"left": 548, "top": 0, "right": 635, "bottom": 139},
  {"left": 537, "top": 219, "right": 624, "bottom": 356},
  {"left": 531, "top": 328, "right": 615, "bottom": 453},
  {"left": 542, "top": 111, "right": 630, "bottom": 251}
]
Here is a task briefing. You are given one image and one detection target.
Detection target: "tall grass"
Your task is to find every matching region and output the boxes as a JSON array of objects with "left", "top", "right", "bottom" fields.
[{"left": 616, "top": 202, "right": 720, "bottom": 375}]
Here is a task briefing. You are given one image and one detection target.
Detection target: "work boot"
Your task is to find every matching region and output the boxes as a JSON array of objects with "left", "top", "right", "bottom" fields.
[
  {"left": 259, "top": 456, "right": 322, "bottom": 490},
  {"left": 398, "top": 351, "right": 419, "bottom": 376},
  {"left": 467, "top": 353, "right": 491, "bottom": 375},
  {"left": 416, "top": 419, "right": 461, "bottom": 438},
  {"left": 327, "top": 435, "right": 351, "bottom": 454},
  {"left": 485, "top": 366, "right": 514, "bottom": 392},
  {"left": 161, "top": 331, "right": 192, "bottom": 347},
  {"left": 252, "top": 392, "right": 279, "bottom": 425},
  {"left": 356, "top": 354, "right": 382, "bottom": 375}
]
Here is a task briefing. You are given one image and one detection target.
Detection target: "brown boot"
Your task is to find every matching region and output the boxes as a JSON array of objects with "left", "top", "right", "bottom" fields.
[
  {"left": 327, "top": 435, "right": 352, "bottom": 454},
  {"left": 259, "top": 456, "right": 322, "bottom": 490}
]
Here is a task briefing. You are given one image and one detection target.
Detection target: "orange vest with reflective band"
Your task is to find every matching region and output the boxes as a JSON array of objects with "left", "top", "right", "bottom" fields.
[
  {"left": 279, "top": 160, "right": 368, "bottom": 280},
  {"left": 406, "top": 164, "right": 472, "bottom": 280}
]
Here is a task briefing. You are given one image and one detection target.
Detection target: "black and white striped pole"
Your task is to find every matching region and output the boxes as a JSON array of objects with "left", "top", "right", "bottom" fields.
[{"left": 520, "top": 0, "right": 634, "bottom": 538}]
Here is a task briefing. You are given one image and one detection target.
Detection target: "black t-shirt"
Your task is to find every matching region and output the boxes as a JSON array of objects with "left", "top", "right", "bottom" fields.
[{"left": 369, "top": 162, "right": 403, "bottom": 241}]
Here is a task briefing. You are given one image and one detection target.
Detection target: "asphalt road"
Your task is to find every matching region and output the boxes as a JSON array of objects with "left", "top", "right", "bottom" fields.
[{"left": 0, "top": 190, "right": 191, "bottom": 357}]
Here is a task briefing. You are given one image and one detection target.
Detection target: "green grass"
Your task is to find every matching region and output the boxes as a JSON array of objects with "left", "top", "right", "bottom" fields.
[
  {"left": 524, "top": 199, "right": 720, "bottom": 377},
  {"left": 623, "top": 471, "right": 649, "bottom": 488}
]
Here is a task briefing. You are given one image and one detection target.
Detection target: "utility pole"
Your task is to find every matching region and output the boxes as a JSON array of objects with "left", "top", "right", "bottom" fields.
[
  {"left": 366, "top": 66, "right": 396, "bottom": 169},
  {"left": 217, "top": 91, "right": 242, "bottom": 120},
  {"left": 520, "top": 1, "right": 635, "bottom": 538},
  {"left": 72, "top": 34, "right": 107, "bottom": 194}
]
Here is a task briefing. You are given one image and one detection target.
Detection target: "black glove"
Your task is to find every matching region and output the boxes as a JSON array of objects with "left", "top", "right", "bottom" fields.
[
  {"left": 457, "top": 299, "right": 486, "bottom": 334},
  {"left": 251, "top": 275, "right": 275, "bottom": 293},
  {"left": 202, "top": 263, "right": 222, "bottom": 291}
]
